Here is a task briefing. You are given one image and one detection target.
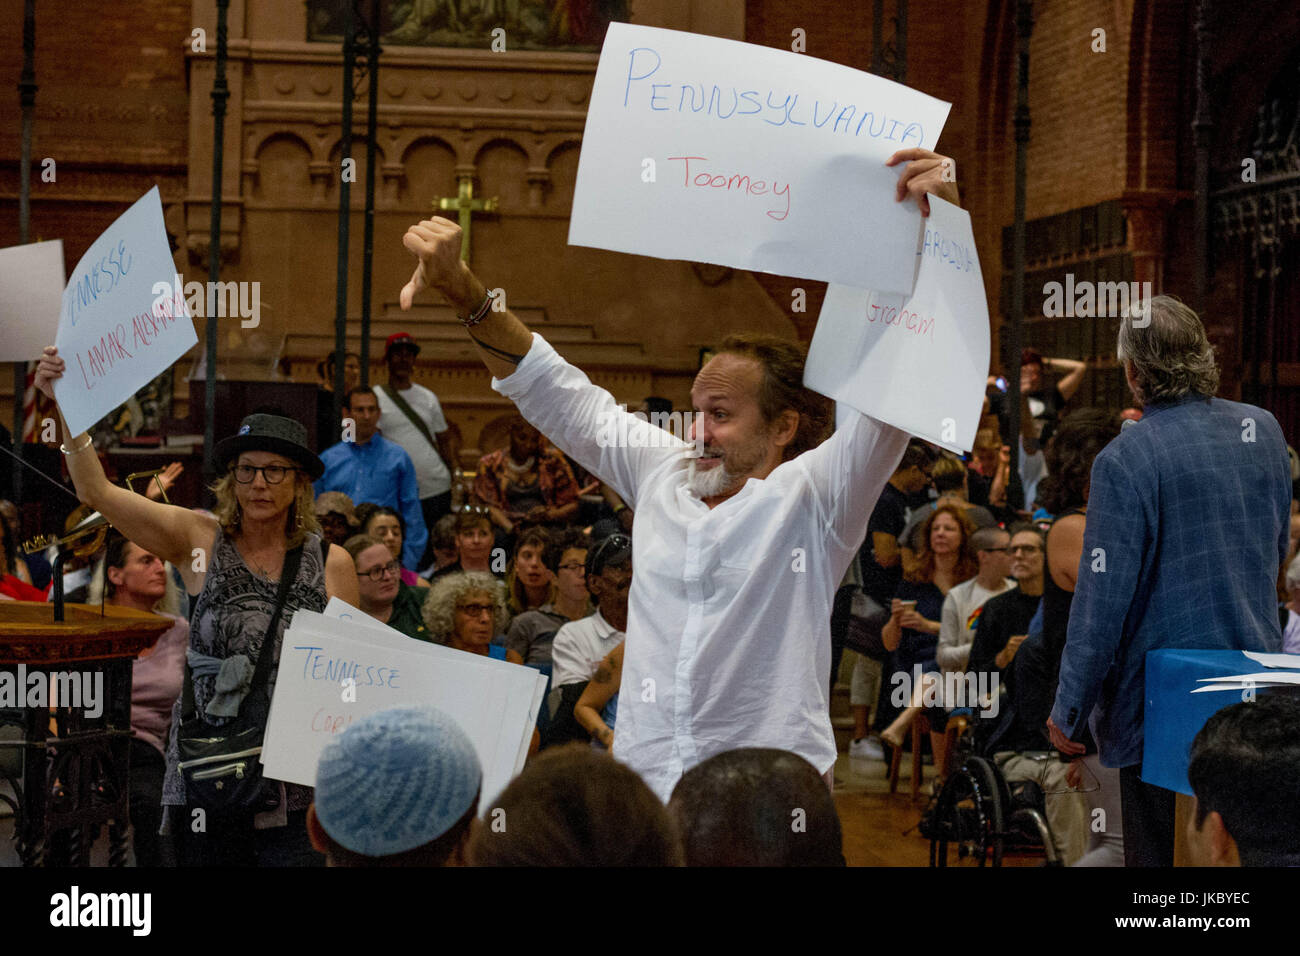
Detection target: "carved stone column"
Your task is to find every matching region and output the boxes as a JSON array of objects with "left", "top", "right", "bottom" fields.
[{"left": 1120, "top": 190, "right": 1182, "bottom": 291}]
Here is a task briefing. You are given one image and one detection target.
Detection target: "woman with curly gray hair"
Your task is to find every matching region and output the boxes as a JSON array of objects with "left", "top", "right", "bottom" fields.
[{"left": 423, "top": 570, "right": 511, "bottom": 659}]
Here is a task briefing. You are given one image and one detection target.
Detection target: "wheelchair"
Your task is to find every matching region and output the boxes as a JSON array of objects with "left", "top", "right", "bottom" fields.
[{"left": 923, "top": 709, "right": 1066, "bottom": 867}]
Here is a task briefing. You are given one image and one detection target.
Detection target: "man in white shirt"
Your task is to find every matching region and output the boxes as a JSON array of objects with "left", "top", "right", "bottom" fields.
[
  {"left": 399, "top": 147, "right": 959, "bottom": 800},
  {"left": 374, "top": 332, "right": 461, "bottom": 568},
  {"left": 550, "top": 533, "right": 630, "bottom": 689},
  {"left": 935, "top": 525, "right": 1014, "bottom": 675}
]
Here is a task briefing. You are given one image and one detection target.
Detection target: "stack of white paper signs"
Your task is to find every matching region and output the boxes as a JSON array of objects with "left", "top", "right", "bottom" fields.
[
  {"left": 570, "top": 23, "right": 988, "bottom": 453},
  {"left": 261, "top": 598, "right": 548, "bottom": 808}
]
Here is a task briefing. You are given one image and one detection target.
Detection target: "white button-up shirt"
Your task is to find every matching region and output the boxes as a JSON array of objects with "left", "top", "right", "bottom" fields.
[
  {"left": 494, "top": 334, "right": 908, "bottom": 800},
  {"left": 550, "top": 608, "right": 625, "bottom": 689}
]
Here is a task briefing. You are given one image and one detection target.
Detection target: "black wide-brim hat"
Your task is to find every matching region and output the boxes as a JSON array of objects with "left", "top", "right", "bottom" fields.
[{"left": 214, "top": 413, "right": 324, "bottom": 480}]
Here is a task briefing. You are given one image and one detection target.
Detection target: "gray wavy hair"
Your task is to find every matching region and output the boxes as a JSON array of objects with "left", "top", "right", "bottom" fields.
[
  {"left": 1116, "top": 295, "right": 1219, "bottom": 405},
  {"left": 422, "top": 571, "right": 510, "bottom": 645}
]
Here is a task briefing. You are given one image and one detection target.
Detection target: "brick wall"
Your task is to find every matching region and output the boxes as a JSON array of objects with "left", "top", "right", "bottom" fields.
[
  {"left": 743, "top": 0, "right": 1159, "bottom": 361},
  {"left": 0, "top": 0, "right": 192, "bottom": 252}
]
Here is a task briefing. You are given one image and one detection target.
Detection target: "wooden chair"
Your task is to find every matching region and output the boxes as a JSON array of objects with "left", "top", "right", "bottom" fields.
[
  {"left": 887, "top": 716, "right": 929, "bottom": 801},
  {"left": 887, "top": 714, "right": 969, "bottom": 802}
]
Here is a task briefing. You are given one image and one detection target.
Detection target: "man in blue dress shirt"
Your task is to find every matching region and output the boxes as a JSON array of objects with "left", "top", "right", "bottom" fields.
[
  {"left": 1048, "top": 295, "right": 1292, "bottom": 866},
  {"left": 315, "top": 386, "right": 428, "bottom": 570}
]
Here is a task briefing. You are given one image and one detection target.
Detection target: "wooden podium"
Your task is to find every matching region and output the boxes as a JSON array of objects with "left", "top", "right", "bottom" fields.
[{"left": 0, "top": 602, "right": 172, "bottom": 866}]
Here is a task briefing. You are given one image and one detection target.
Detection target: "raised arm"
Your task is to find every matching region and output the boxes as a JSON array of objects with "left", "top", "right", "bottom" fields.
[
  {"left": 400, "top": 218, "right": 684, "bottom": 505},
  {"left": 400, "top": 216, "right": 532, "bottom": 380},
  {"left": 1048, "top": 357, "right": 1088, "bottom": 402},
  {"left": 34, "top": 348, "right": 216, "bottom": 593}
]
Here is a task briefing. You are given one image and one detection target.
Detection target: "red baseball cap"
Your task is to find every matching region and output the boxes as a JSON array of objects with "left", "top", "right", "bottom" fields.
[{"left": 384, "top": 332, "right": 421, "bottom": 360}]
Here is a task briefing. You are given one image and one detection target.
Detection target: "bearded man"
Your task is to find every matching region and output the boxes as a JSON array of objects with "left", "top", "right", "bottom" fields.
[{"left": 400, "top": 148, "right": 958, "bottom": 799}]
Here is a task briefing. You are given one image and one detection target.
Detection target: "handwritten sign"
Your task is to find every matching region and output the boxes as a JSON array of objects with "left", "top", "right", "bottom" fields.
[
  {"left": 0, "top": 240, "right": 64, "bottom": 361},
  {"left": 568, "top": 23, "right": 951, "bottom": 293},
  {"left": 53, "top": 187, "right": 197, "bottom": 437},
  {"left": 804, "top": 195, "right": 989, "bottom": 452},
  {"left": 261, "top": 607, "right": 547, "bottom": 807}
]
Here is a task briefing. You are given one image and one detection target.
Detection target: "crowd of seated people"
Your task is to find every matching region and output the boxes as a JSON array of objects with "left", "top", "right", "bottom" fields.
[
  {"left": 843, "top": 346, "right": 1300, "bottom": 868},
  {"left": 4, "top": 331, "right": 1297, "bottom": 870}
]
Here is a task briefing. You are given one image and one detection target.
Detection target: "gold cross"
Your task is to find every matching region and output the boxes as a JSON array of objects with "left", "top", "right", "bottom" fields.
[{"left": 435, "top": 176, "right": 499, "bottom": 261}]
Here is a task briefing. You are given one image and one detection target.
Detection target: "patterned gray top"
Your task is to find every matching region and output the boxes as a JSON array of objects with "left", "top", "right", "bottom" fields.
[{"left": 162, "top": 528, "right": 327, "bottom": 808}]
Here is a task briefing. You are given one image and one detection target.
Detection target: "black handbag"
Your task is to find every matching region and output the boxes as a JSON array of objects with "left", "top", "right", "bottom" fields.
[
  {"left": 176, "top": 545, "right": 302, "bottom": 814},
  {"left": 832, "top": 583, "right": 892, "bottom": 661}
]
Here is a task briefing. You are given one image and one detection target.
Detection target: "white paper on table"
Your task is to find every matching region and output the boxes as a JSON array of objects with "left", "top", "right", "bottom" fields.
[
  {"left": 53, "top": 187, "right": 196, "bottom": 437},
  {"left": 1191, "top": 681, "right": 1300, "bottom": 694},
  {"left": 804, "top": 195, "right": 989, "bottom": 452},
  {"left": 1194, "top": 671, "right": 1300, "bottom": 686},
  {"left": 1241, "top": 650, "right": 1300, "bottom": 669},
  {"left": 569, "top": 23, "right": 951, "bottom": 293},
  {"left": 0, "top": 240, "right": 64, "bottom": 361},
  {"left": 265, "top": 607, "right": 544, "bottom": 803}
]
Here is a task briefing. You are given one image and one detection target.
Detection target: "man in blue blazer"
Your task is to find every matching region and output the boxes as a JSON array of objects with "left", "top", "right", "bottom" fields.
[{"left": 1048, "top": 295, "right": 1292, "bottom": 867}]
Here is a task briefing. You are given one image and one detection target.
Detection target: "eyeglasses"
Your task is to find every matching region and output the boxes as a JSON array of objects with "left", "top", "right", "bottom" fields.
[
  {"left": 358, "top": 560, "right": 400, "bottom": 582},
  {"left": 232, "top": 463, "right": 299, "bottom": 484},
  {"left": 1008, "top": 544, "right": 1042, "bottom": 555},
  {"left": 456, "top": 602, "right": 494, "bottom": 617}
]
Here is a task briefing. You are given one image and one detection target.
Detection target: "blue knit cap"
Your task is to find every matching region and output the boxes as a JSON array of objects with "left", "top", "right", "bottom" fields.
[{"left": 314, "top": 706, "right": 482, "bottom": 858}]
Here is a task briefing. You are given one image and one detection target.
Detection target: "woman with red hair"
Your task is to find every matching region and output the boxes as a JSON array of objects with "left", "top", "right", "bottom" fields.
[{"left": 879, "top": 503, "right": 977, "bottom": 780}]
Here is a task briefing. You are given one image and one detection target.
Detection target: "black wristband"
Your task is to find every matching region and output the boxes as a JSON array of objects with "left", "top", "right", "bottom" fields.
[{"left": 467, "top": 329, "right": 526, "bottom": 365}]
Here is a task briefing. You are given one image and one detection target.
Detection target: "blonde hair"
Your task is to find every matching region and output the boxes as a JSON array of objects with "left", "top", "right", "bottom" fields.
[{"left": 210, "top": 470, "right": 320, "bottom": 548}]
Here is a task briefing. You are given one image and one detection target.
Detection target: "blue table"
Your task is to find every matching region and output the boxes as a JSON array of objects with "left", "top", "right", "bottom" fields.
[{"left": 1144, "top": 648, "right": 1300, "bottom": 794}]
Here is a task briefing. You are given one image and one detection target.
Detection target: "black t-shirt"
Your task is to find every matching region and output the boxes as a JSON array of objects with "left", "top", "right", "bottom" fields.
[
  {"left": 966, "top": 588, "right": 1041, "bottom": 681},
  {"left": 966, "top": 467, "right": 991, "bottom": 507},
  {"left": 967, "top": 588, "right": 1041, "bottom": 753},
  {"left": 859, "top": 483, "right": 909, "bottom": 605}
]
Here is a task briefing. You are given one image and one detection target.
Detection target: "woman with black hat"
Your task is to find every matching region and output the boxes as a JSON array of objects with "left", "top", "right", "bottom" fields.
[{"left": 34, "top": 346, "right": 359, "bottom": 866}]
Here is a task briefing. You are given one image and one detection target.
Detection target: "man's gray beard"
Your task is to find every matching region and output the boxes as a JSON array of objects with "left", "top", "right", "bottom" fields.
[{"left": 687, "top": 458, "right": 739, "bottom": 498}]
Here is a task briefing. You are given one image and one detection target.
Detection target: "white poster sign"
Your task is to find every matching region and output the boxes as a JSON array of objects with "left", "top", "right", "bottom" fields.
[
  {"left": 805, "top": 195, "right": 990, "bottom": 452},
  {"left": 53, "top": 187, "right": 196, "bottom": 437},
  {"left": 262, "top": 609, "right": 546, "bottom": 806},
  {"left": 0, "top": 240, "right": 64, "bottom": 361},
  {"left": 569, "top": 23, "right": 951, "bottom": 293}
]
